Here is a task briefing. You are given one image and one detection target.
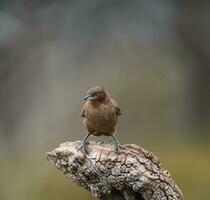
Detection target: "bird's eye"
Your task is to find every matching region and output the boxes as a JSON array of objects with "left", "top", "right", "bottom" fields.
[{"left": 97, "top": 92, "right": 102, "bottom": 95}]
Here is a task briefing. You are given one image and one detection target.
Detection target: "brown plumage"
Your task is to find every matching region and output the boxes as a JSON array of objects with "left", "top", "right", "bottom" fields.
[{"left": 78, "top": 86, "right": 122, "bottom": 153}]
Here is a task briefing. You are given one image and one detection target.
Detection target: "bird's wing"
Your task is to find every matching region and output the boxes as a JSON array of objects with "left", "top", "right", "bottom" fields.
[
  {"left": 80, "top": 106, "right": 86, "bottom": 118},
  {"left": 115, "top": 106, "right": 121, "bottom": 116},
  {"left": 112, "top": 99, "right": 121, "bottom": 116},
  {"left": 80, "top": 102, "right": 90, "bottom": 118}
]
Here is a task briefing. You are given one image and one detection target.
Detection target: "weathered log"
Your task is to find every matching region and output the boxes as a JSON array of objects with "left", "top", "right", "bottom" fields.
[{"left": 46, "top": 141, "right": 183, "bottom": 200}]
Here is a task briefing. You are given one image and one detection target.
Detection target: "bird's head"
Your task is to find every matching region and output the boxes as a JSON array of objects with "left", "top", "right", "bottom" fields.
[{"left": 83, "top": 86, "right": 109, "bottom": 102}]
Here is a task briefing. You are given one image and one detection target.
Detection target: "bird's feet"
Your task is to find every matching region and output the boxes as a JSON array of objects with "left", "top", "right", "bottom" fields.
[
  {"left": 111, "top": 137, "right": 123, "bottom": 152},
  {"left": 77, "top": 141, "right": 89, "bottom": 154},
  {"left": 77, "top": 134, "right": 91, "bottom": 154},
  {"left": 113, "top": 141, "right": 123, "bottom": 152}
]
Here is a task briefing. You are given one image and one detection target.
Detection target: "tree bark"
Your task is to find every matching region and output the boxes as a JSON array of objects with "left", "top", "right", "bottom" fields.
[{"left": 46, "top": 141, "right": 183, "bottom": 200}]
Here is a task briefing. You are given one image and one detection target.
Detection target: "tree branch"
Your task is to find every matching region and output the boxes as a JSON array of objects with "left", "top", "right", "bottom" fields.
[{"left": 46, "top": 141, "right": 183, "bottom": 200}]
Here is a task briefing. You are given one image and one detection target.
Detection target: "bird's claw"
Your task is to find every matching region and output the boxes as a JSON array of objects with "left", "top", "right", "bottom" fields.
[
  {"left": 77, "top": 142, "right": 88, "bottom": 154},
  {"left": 111, "top": 139, "right": 123, "bottom": 151},
  {"left": 77, "top": 133, "right": 91, "bottom": 154},
  {"left": 114, "top": 143, "right": 124, "bottom": 152}
]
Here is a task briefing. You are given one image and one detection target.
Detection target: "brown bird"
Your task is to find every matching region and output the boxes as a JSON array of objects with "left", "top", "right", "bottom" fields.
[{"left": 78, "top": 86, "right": 122, "bottom": 153}]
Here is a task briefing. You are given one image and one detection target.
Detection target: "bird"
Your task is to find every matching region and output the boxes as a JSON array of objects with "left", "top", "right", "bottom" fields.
[{"left": 78, "top": 86, "right": 122, "bottom": 153}]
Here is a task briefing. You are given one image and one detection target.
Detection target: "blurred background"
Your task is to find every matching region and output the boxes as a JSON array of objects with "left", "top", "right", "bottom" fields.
[{"left": 0, "top": 0, "right": 210, "bottom": 199}]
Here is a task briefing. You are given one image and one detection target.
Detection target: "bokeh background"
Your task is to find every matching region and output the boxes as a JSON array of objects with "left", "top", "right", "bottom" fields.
[{"left": 0, "top": 0, "right": 210, "bottom": 199}]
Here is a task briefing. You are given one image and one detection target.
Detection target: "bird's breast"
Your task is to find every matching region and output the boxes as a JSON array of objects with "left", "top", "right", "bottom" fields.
[
  {"left": 84, "top": 103, "right": 118, "bottom": 133},
  {"left": 86, "top": 106, "right": 116, "bottom": 123}
]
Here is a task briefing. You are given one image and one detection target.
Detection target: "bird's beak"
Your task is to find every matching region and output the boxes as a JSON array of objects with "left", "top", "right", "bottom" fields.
[{"left": 83, "top": 95, "right": 95, "bottom": 101}]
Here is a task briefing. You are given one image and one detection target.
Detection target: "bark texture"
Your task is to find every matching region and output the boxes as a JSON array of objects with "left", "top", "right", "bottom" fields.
[{"left": 46, "top": 141, "right": 183, "bottom": 200}]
